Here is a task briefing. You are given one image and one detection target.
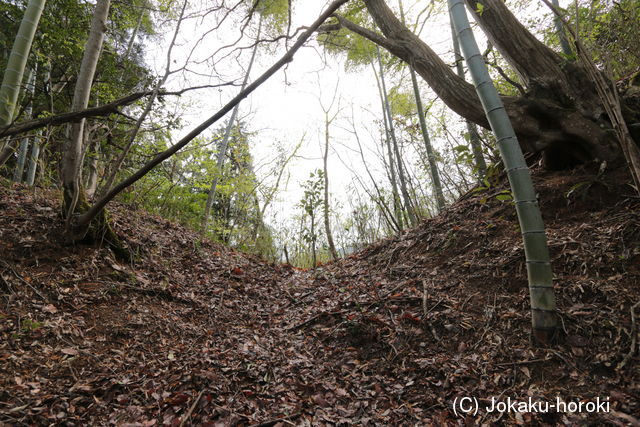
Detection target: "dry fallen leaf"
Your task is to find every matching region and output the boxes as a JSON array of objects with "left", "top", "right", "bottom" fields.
[{"left": 43, "top": 304, "right": 58, "bottom": 314}]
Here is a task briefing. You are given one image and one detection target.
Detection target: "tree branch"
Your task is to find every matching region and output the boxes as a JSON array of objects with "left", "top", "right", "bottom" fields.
[
  {"left": 0, "top": 84, "right": 235, "bottom": 138},
  {"left": 361, "top": 0, "right": 488, "bottom": 127},
  {"left": 75, "top": 0, "right": 351, "bottom": 229},
  {"left": 462, "top": 0, "right": 565, "bottom": 89}
]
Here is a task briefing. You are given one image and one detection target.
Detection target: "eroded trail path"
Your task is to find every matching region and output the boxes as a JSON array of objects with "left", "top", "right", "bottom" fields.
[{"left": 1, "top": 168, "right": 639, "bottom": 425}]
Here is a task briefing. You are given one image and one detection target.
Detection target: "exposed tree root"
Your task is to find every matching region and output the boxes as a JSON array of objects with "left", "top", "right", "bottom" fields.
[{"left": 63, "top": 187, "right": 133, "bottom": 262}]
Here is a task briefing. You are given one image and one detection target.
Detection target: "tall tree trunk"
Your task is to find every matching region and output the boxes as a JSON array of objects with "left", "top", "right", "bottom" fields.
[
  {"left": 201, "top": 18, "right": 262, "bottom": 233},
  {"left": 551, "top": 0, "right": 572, "bottom": 57},
  {"left": 310, "top": 212, "right": 317, "bottom": 268},
  {"left": 409, "top": 67, "right": 446, "bottom": 210},
  {"left": 396, "top": 0, "right": 446, "bottom": 211},
  {"left": 85, "top": 136, "right": 100, "bottom": 197},
  {"left": 62, "top": 0, "right": 111, "bottom": 221},
  {"left": 26, "top": 131, "right": 41, "bottom": 186},
  {"left": 372, "top": 55, "right": 403, "bottom": 229},
  {"left": 450, "top": 18, "right": 487, "bottom": 179},
  {"left": 377, "top": 47, "right": 417, "bottom": 226},
  {"left": 60, "top": 0, "right": 128, "bottom": 261},
  {"left": 100, "top": 0, "right": 188, "bottom": 196},
  {"left": 323, "top": 114, "right": 339, "bottom": 260},
  {"left": 13, "top": 67, "right": 36, "bottom": 182},
  {"left": 0, "top": 0, "right": 45, "bottom": 167},
  {"left": 283, "top": 244, "right": 290, "bottom": 265},
  {"left": 450, "top": 0, "right": 557, "bottom": 344}
]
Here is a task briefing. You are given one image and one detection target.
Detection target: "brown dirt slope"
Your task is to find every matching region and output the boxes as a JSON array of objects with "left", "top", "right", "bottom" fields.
[{"left": 0, "top": 166, "right": 639, "bottom": 426}]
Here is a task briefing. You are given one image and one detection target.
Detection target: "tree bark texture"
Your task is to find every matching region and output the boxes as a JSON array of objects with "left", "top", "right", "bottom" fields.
[
  {"left": 340, "top": 0, "right": 628, "bottom": 168},
  {"left": 323, "top": 115, "right": 339, "bottom": 260},
  {"left": 62, "top": 0, "right": 111, "bottom": 218}
]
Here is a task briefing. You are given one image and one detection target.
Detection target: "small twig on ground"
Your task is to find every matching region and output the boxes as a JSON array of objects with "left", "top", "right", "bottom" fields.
[
  {"left": 249, "top": 412, "right": 302, "bottom": 427},
  {"left": 422, "top": 279, "right": 428, "bottom": 317},
  {"left": 286, "top": 310, "right": 344, "bottom": 331},
  {"left": 609, "top": 409, "right": 640, "bottom": 427},
  {"left": 424, "top": 298, "right": 444, "bottom": 317},
  {"left": 495, "top": 358, "right": 552, "bottom": 367},
  {"left": 0, "top": 260, "right": 46, "bottom": 300},
  {"left": 617, "top": 301, "right": 640, "bottom": 370},
  {"left": 179, "top": 389, "right": 205, "bottom": 427},
  {"left": 422, "top": 281, "right": 441, "bottom": 341}
]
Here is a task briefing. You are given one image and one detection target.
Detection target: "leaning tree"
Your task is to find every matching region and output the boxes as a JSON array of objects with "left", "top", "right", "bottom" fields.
[{"left": 324, "top": 0, "right": 639, "bottom": 172}]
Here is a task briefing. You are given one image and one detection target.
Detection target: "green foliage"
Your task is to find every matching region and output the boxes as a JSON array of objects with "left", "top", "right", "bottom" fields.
[
  {"left": 317, "top": 1, "right": 380, "bottom": 70},
  {"left": 388, "top": 85, "right": 415, "bottom": 117},
  {"left": 124, "top": 123, "right": 276, "bottom": 258},
  {"left": 288, "top": 169, "right": 327, "bottom": 267},
  {"left": 494, "top": 189, "right": 513, "bottom": 202},
  {"left": 538, "top": 0, "right": 640, "bottom": 80},
  {"left": 21, "top": 318, "right": 42, "bottom": 332},
  {"left": 254, "top": 0, "right": 289, "bottom": 32},
  {"left": 298, "top": 169, "right": 324, "bottom": 241},
  {"left": 573, "top": 0, "right": 640, "bottom": 80}
]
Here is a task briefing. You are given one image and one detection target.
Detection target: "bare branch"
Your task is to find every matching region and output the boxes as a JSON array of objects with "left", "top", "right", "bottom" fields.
[
  {"left": 0, "top": 84, "right": 235, "bottom": 138},
  {"left": 76, "top": 0, "right": 351, "bottom": 229}
]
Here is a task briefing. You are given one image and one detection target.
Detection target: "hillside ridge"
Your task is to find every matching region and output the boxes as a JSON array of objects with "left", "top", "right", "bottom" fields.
[{"left": 1, "top": 167, "right": 639, "bottom": 425}]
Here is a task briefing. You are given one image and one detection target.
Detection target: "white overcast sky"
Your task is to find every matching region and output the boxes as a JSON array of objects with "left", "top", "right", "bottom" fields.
[{"left": 142, "top": 0, "right": 562, "bottom": 238}]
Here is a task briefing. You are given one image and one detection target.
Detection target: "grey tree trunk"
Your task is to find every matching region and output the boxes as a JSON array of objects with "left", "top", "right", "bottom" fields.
[
  {"left": 372, "top": 55, "right": 403, "bottom": 229},
  {"left": 62, "top": 0, "right": 111, "bottom": 218},
  {"left": 323, "top": 113, "right": 339, "bottom": 260},
  {"left": 0, "top": 0, "right": 45, "bottom": 167},
  {"left": 376, "top": 47, "right": 416, "bottom": 226},
  {"left": 408, "top": 67, "right": 446, "bottom": 211},
  {"left": 396, "top": 0, "right": 446, "bottom": 211},
  {"left": 201, "top": 18, "right": 262, "bottom": 233},
  {"left": 26, "top": 131, "right": 41, "bottom": 185},
  {"left": 310, "top": 211, "right": 317, "bottom": 268},
  {"left": 450, "top": 0, "right": 557, "bottom": 344},
  {"left": 12, "top": 68, "right": 36, "bottom": 182},
  {"left": 100, "top": 0, "right": 187, "bottom": 195},
  {"left": 450, "top": 18, "right": 487, "bottom": 179},
  {"left": 551, "top": 0, "right": 572, "bottom": 57},
  {"left": 85, "top": 136, "right": 100, "bottom": 197}
]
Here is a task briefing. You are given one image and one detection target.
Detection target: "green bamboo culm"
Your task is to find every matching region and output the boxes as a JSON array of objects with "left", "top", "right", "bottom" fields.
[
  {"left": 448, "top": 0, "right": 557, "bottom": 344},
  {"left": 0, "top": 0, "right": 46, "bottom": 128}
]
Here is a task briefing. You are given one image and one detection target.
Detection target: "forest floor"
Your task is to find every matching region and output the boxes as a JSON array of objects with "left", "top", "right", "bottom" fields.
[{"left": 1, "top": 164, "right": 639, "bottom": 426}]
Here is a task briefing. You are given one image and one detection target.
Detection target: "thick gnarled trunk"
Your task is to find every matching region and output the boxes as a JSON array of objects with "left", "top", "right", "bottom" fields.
[{"left": 355, "top": 0, "right": 625, "bottom": 168}]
